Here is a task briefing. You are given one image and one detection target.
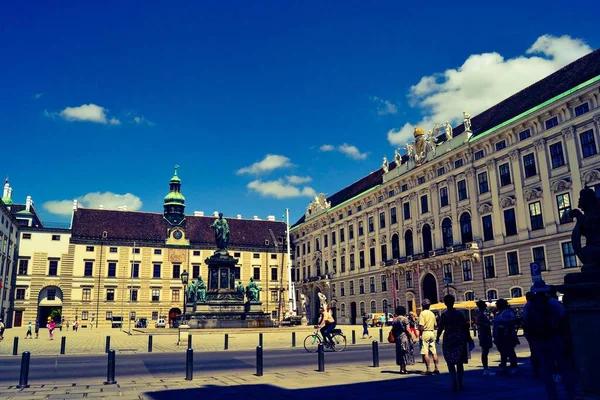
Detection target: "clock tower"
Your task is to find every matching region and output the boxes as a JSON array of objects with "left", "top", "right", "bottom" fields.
[{"left": 163, "top": 165, "right": 186, "bottom": 226}]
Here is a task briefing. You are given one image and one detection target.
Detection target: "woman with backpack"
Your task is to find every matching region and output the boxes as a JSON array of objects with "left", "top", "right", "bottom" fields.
[{"left": 493, "top": 299, "right": 518, "bottom": 375}]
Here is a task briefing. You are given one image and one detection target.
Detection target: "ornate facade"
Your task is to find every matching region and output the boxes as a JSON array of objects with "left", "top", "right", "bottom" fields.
[{"left": 292, "top": 49, "right": 600, "bottom": 325}]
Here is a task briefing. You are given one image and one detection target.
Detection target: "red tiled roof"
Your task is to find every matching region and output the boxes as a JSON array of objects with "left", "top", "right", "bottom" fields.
[{"left": 72, "top": 208, "right": 287, "bottom": 249}]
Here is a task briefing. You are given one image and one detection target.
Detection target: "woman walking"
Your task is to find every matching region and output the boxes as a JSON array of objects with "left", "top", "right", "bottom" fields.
[
  {"left": 493, "top": 299, "right": 518, "bottom": 375},
  {"left": 391, "top": 306, "right": 415, "bottom": 374},
  {"left": 475, "top": 300, "right": 495, "bottom": 376},
  {"left": 47, "top": 319, "right": 56, "bottom": 340},
  {"left": 362, "top": 315, "right": 372, "bottom": 339},
  {"left": 436, "top": 295, "right": 474, "bottom": 392}
]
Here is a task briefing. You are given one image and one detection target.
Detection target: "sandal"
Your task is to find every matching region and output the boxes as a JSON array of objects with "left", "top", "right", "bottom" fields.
[{"left": 421, "top": 371, "right": 433, "bottom": 376}]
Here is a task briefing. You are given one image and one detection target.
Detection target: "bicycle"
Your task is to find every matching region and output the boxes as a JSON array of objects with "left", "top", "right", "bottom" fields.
[{"left": 303, "top": 328, "right": 347, "bottom": 352}]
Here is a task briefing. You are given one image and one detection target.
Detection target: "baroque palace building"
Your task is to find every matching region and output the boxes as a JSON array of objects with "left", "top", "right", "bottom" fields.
[
  {"left": 9, "top": 170, "right": 289, "bottom": 328},
  {"left": 291, "top": 49, "right": 600, "bottom": 325}
]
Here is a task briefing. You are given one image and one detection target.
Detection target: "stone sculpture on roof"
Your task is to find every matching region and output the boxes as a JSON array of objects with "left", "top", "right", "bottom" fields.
[
  {"left": 305, "top": 193, "right": 331, "bottom": 219},
  {"left": 463, "top": 111, "right": 472, "bottom": 132},
  {"left": 444, "top": 121, "right": 453, "bottom": 140},
  {"left": 382, "top": 156, "right": 389, "bottom": 173},
  {"left": 394, "top": 148, "right": 401, "bottom": 165}
]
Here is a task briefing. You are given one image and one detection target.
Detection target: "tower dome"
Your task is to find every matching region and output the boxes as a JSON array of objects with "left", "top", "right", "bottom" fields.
[{"left": 163, "top": 165, "right": 186, "bottom": 225}]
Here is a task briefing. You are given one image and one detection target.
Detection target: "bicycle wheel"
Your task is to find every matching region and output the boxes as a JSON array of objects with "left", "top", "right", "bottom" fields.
[
  {"left": 303, "top": 334, "right": 321, "bottom": 353},
  {"left": 332, "top": 334, "right": 347, "bottom": 352}
]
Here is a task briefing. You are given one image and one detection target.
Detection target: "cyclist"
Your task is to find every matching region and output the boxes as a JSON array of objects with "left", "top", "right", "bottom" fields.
[{"left": 315, "top": 306, "right": 336, "bottom": 347}]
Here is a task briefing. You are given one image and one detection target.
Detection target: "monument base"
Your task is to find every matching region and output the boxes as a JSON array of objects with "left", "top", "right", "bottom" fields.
[
  {"left": 561, "top": 268, "right": 600, "bottom": 398},
  {"left": 185, "top": 301, "right": 271, "bottom": 329}
]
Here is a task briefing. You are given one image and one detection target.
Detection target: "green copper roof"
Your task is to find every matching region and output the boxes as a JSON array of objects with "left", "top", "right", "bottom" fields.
[
  {"left": 1, "top": 197, "right": 12, "bottom": 205},
  {"left": 164, "top": 191, "right": 185, "bottom": 203},
  {"left": 170, "top": 165, "right": 181, "bottom": 182}
]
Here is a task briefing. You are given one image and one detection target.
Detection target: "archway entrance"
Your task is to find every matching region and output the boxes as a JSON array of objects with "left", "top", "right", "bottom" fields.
[
  {"left": 38, "top": 286, "right": 63, "bottom": 325},
  {"left": 350, "top": 302, "right": 357, "bottom": 325},
  {"left": 168, "top": 308, "right": 181, "bottom": 328},
  {"left": 422, "top": 273, "right": 438, "bottom": 304}
]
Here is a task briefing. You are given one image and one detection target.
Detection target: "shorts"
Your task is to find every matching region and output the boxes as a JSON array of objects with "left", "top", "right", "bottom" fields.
[{"left": 420, "top": 331, "right": 437, "bottom": 355}]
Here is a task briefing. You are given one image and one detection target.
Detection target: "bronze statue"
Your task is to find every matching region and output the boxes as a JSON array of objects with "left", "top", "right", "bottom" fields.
[
  {"left": 570, "top": 186, "right": 600, "bottom": 269},
  {"left": 186, "top": 279, "right": 198, "bottom": 303},
  {"left": 246, "top": 277, "right": 262, "bottom": 302},
  {"left": 196, "top": 276, "right": 207, "bottom": 302},
  {"left": 211, "top": 213, "right": 230, "bottom": 251},
  {"left": 236, "top": 281, "right": 245, "bottom": 300}
]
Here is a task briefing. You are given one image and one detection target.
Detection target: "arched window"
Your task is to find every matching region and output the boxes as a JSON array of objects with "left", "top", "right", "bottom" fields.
[
  {"left": 460, "top": 213, "right": 473, "bottom": 244},
  {"left": 405, "top": 230, "right": 414, "bottom": 256},
  {"left": 442, "top": 218, "right": 453, "bottom": 248},
  {"left": 382, "top": 299, "right": 388, "bottom": 315},
  {"left": 370, "top": 300, "right": 377, "bottom": 313},
  {"left": 360, "top": 301, "right": 366, "bottom": 316},
  {"left": 391, "top": 234, "right": 400, "bottom": 259},
  {"left": 487, "top": 289, "right": 498, "bottom": 301},
  {"left": 510, "top": 287, "right": 523, "bottom": 298},
  {"left": 422, "top": 224, "right": 433, "bottom": 256},
  {"left": 341, "top": 303, "right": 346, "bottom": 317},
  {"left": 464, "top": 291, "right": 475, "bottom": 301}
]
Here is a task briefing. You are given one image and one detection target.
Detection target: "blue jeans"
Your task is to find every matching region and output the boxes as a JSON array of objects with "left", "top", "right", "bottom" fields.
[
  {"left": 321, "top": 323, "right": 336, "bottom": 345},
  {"left": 363, "top": 325, "right": 369, "bottom": 335}
]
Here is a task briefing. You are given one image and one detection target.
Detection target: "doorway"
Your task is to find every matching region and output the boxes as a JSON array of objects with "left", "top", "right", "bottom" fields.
[
  {"left": 350, "top": 302, "right": 357, "bottom": 325},
  {"left": 168, "top": 308, "right": 181, "bottom": 328},
  {"left": 422, "top": 273, "right": 438, "bottom": 304},
  {"left": 13, "top": 311, "right": 23, "bottom": 327}
]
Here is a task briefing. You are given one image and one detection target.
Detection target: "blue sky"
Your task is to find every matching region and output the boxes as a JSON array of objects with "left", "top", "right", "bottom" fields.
[{"left": 1, "top": 1, "right": 598, "bottom": 224}]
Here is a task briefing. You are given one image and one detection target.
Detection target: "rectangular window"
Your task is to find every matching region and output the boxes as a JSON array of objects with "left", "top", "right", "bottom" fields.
[
  {"left": 495, "top": 140, "right": 506, "bottom": 151},
  {"left": 193, "top": 250, "right": 201, "bottom": 256},
  {"left": 253, "top": 253, "right": 260, "bottom": 259},
  {"left": 82, "top": 288, "right": 91, "bottom": 301},
  {"left": 253, "top": 267, "right": 261, "bottom": 280},
  {"left": 532, "top": 246, "right": 546, "bottom": 271},
  {"left": 192, "top": 264, "right": 200, "bottom": 279},
  {"left": 575, "top": 102, "right": 590, "bottom": 116},
  {"left": 550, "top": 142, "right": 565, "bottom": 168},
  {"left": 523, "top": 153, "right": 537, "bottom": 178},
  {"left": 172, "top": 289, "right": 180, "bottom": 302},
  {"left": 462, "top": 260, "right": 472, "bottom": 281},
  {"left": 440, "top": 187, "right": 449, "bottom": 207},
  {"left": 359, "top": 250, "right": 365, "bottom": 269},
  {"left": 403, "top": 202, "right": 410, "bottom": 220},
  {"left": 83, "top": 261, "right": 93, "bottom": 277},
  {"left": 417, "top": 176, "right": 425, "bottom": 185},
  {"left": 381, "top": 275, "right": 387, "bottom": 292},
  {"left": 443, "top": 263, "right": 452, "bottom": 283},
  {"left": 519, "top": 129, "right": 531, "bottom": 141},
  {"left": 369, "top": 248, "right": 376, "bottom": 266},
  {"left": 51, "top": 234, "right": 60, "bottom": 241},
  {"left": 86, "top": 246, "right": 94, "bottom": 252},
  {"left": 18, "top": 259, "right": 28, "bottom": 275},
  {"left": 368, "top": 216, "right": 374, "bottom": 232},
  {"left": 580, "top": 130, "right": 597, "bottom": 158},
  {"left": 478, "top": 172, "right": 489, "bottom": 194},
  {"left": 154, "top": 249, "right": 162, "bottom": 255},
  {"left": 388, "top": 190, "right": 395, "bottom": 198},
  {"left": 454, "top": 159, "right": 464, "bottom": 169},
  {"left": 350, "top": 254, "right": 355, "bottom": 271},
  {"left": 47, "top": 289, "right": 56, "bottom": 300},
  {"left": 110, "top": 247, "right": 118, "bottom": 253},
  {"left": 270, "top": 291, "right": 278, "bottom": 302},
  {"left": 172, "top": 264, "right": 181, "bottom": 279},
  {"left": 106, "top": 311, "right": 113, "bottom": 320},
  {"left": 324, "top": 234, "right": 328, "bottom": 247},
  {"left": 562, "top": 242, "right": 578, "bottom": 268},
  {"left": 379, "top": 212, "right": 386, "bottom": 228},
  {"left": 405, "top": 271, "right": 412, "bottom": 288},
  {"left": 437, "top": 167, "right": 445, "bottom": 176},
  {"left": 349, "top": 225, "right": 354, "bottom": 240},
  {"left": 153, "top": 264, "right": 161, "bottom": 278},
  {"left": 507, "top": 251, "right": 519, "bottom": 275},
  {"left": 499, "top": 163, "right": 511, "bottom": 186},
  {"left": 529, "top": 202, "right": 544, "bottom": 231},
  {"left": 82, "top": 311, "right": 89, "bottom": 320},
  {"left": 349, "top": 281, "right": 355, "bottom": 296},
  {"left": 557, "top": 193, "right": 573, "bottom": 223},
  {"left": 271, "top": 268, "right": 278, "bottom": 281},
  {"left": 545, "top": 116, "right": 558, "bottom": 129},
  {"left": 107, "top": 262, "right": 116, "bottom": 278},
  {"left": 332, "top": 232, "right": 336, "bottom": 245},
  {"left": 370, "top": 277, "right": 376, "bottom": 293},
  {"left": 235, "top": 267, "right": 241, "bottom": 279},
  {"left": 357, "top": 205, "right": 362, "bottom": 212},
  {"left": 151, "top": 289, "right": 160, "bottom": 301},
  {"left": 234, "top": 252, "right": 241, "bottom": 258},
  {"left": 358, "top": 222, "right": 364, "bottom": 236},
  {"left": 340, "top": 282, "right": 345, "bottom": 297},
  {"left": 16, "top": 288, "right": 26, "bottom": 300},
  {"left": 151, "top": 311, "right": 158, "bottom": 320},
  {"left": 482, "top": 215, "right": 494, "bottom": 241},
  {"left": 307, "top": 243, "right": 311, "bottom": 253},
  {"left": 381, "top": 244, "right": 387, "bottom": 262},
  {"left": 457, "top": 180, "right": 467, "bottom": 201},
  {"left": 504, "top": 208, "right": 517, "bottom": 236},
  {"left": 390, "top": 207, "right": 397, "bottom": 224},
  {"left": 106, "top": 289, "right": 115, "bottom": 301},
  {"left": 130, "top": 311, "right": 136, "bottom": 321},
  {"left": 22, "top": 233, "right": 31, "bottom": 239},
  {"left": 131, "top": 263, "right": 139, "bottom": 278},
  {"left": 474, "top": 150, "right": 484, "bottom": 160},
  {"left": 132, "top": 248, "right": 140, "bottom": 254},
  {"left": 401, "top": 184, "right": 408, "bottom": 192},
  {"left": 339, "top": 213, "right": 344, "bottom": 220},
  {"left": 359, "top": 279, "right": 365, "bottom": 294},
  {"left": 340, "top": 228, "right": 345, "bottom": 242},
  {"left": 420, "top": 195, "right": 429, "bottom": 214},
  {"left": 341, "top": 256, "right": 346, "bottom": 273},
  {"left": 48, "top": 260, "right": 58, "bottom": 276},
  {"left": 484, "top": 256, "right": 495, "bottom": 279}
]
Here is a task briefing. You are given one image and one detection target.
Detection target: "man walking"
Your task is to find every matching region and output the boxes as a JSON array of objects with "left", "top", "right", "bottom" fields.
[
  {"left": 418, "top": 299, "right": 440, "bottom": 375},
  {"left": 25, "top": 321, "right": 33, "bottom": 339},
  {"left": 362, "top": 314, "right": 371, "bottom": 339}
]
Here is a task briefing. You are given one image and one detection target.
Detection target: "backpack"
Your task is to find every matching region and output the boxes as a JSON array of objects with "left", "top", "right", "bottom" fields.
[{"left": 523, "top": 294, "right": 558, "bottom": 338}]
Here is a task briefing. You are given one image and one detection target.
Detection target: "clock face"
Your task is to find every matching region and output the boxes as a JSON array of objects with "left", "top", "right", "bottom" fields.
[{"left": 173, "top": 230, "right": 183, "bottom": 240}]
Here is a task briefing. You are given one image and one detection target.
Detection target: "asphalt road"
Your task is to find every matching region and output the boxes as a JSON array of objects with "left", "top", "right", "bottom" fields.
[{"left": 0, "top": 342, "right": 531, "bottom": 384}]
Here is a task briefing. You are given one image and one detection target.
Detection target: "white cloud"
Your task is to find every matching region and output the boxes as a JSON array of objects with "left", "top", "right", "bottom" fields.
[
  {"left": 286, "top": 175, "right": 312, "bottom": 184},
  {"left": 133, "top": 115, "right": 156, "bottom": 126},
  {"left": 33, "top": 93, "right": 45, "bottom": 99},
  {"left": 247, "top": 180, "right": 316, "bottom": 199},
  {"left": 387, "top": 34, "right": 592, "bottom": 146},
  {"left": 237, "top": 154, "right": 293, "bottom": 175},
  {"left": 370, "top": 96, "right": 398, "bottom": 116},
  {"left": 57, "top": 103, "right": 121, "bottom": 125},
  {"left": 43, "top": 192, "right": 143, "bottom": 216},
  {"left": 318, "top": 143, "right": 368, "bottom": 160}
]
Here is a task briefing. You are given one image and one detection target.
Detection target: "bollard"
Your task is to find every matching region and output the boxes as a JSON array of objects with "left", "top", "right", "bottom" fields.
[
  {"left": 105, "top": 336, "right": 110, "bottom": 354},
  {"left": 259, "top": 332, "right": 263, "bottom": 347},
  {"left": 185, "top": 348, "right": 193, "bottom": 381},
  {"left": 188, "top": 334, "right": 192, "bottom": 349},
  {"left": 379, "top": 328, "right": 383, "bottom": 343},
  {"left": 351, "top": 330, "right": 356, "bottom": 345},
  {"left": 148, "top": 335, "right": 153, "bottom": 352},
  {"left": 104, "top": 349, "right": 117, "bottom": 385},
  {"left": 224, "top": 334, "right": 229, "bottom": 350},
  {"left": 372, "top": 341, "right": 380, "bottom": 367},
  {"left": 317, "top": 343, "right": 325, "bottom": 372},
  {"left": 16, "top": 351, "right": 31, "bottom": 388},
  {"left": 291, "top": 332, "right": 296, "bottom": 347},
  {"left": 60, "top": 336, "right": 66, "bottom": 355},
  {"left": 13, "top": 337, "right": 19, "bottom": 356},
  {"left": 256, "top": 346, "right": 263, "bottom": 376}
]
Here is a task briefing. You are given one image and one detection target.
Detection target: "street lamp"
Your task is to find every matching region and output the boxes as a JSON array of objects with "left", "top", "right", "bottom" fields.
[{"left": 180, "top": 269, "right": 189, "bottom": 321}]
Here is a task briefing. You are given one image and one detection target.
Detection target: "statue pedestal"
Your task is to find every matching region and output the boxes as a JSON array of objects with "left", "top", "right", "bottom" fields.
[{"left": 562, "top": 268, "right": 600, "bottom": 398}]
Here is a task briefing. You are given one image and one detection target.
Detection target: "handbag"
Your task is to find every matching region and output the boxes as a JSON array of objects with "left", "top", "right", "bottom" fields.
[{"left": 387, "top": 329, "right": 395, "bottom": 343}]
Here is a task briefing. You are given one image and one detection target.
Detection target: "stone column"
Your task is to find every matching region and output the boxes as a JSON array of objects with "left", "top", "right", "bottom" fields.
[
  {"left": 430, "top": 182, "right": 441, "bottom": 249},
  {"left": 465, "top": 167, "right": 481, "bottom": 241},
  {"left": 408, "top": 192, "right": 419, "bottom": 253},
  {"left": 486, "top": 159, "right": 504, "bottom": 242},
  {"left": 508, "top": 149, "right": 529, "bottom": 240},
  {"left": 534, "top": 138, "right": 558, "bottom": 234},
  {"left": 446, "top": 175, "right": 459, "bottom": 245},
  {"left": 563, "top": 126, "right": 583, "bottom": 196}
]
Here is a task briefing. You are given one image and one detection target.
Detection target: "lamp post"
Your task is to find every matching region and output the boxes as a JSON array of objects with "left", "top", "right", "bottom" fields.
[{"left": 180, "top": 270, "right": 189, "bottom": 323}]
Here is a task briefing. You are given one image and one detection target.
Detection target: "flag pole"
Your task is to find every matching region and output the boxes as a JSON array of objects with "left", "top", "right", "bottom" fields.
[{"left": 286, "top": 208, "right": 296, "bottom": 316}]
